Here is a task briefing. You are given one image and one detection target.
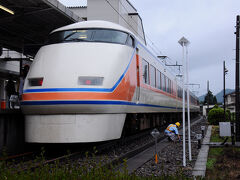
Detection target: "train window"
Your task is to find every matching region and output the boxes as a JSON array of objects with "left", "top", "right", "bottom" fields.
[
  {"left": 161, "top": 73, "right": 166, "bottom": 91},
  {"left": 94, "top": 30, "right": 128, "bottom": 44},
  {"left": 156, "top": 70, "right": 161, "bottom": 89},
  {"left": 165, "top": 77, "right": 168, "bottom": 92},
  {"left": 126, "top": 35, "right": 135, "bottom": 47},
  {"left": 177, "top": 86, "right": 182, "bottom": 99},
  {"left": 169, "top": 80, "right": 172, "bottom": 94},
  {"left": 160, "top": 72, "right": 162, "bottom": 89},
  {"left": 169, "top": 80, "right": 171, "bottom": 93},
  {"left": 142, "top": 59, "right": 149, "bottom": 84},
  {"left": 166, "top": 77, "right": 169, "bottom": 93},
  {"left": 150, "top": 65, "right": 156, "bottom": 87},
  {"left": 170, "top": 80, "right": 172, "bottom": 93},
  {"left": 47, "top": 29, "right": 129, "bottom": 45}
]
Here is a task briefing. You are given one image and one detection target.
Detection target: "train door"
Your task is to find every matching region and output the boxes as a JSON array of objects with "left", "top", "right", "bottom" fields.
[{"left": 136, "top": 48, "right": 140, "bottom": 103}]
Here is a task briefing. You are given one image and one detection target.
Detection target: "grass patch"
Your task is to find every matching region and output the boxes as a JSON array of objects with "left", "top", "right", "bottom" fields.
[
  {"left": 206, "top": 158, "right": 216, "bottom": 169},
  {"left": 208, "top": 147, "right": 223, "bottom": 156},
  {"left": 206, "top": 147, "right": 240, "bottom": 179},
  {"left": 206, "top": 148, "right": 223, "bottom": 170},
  {"left": 0, "top": 149, "right": 193, "bottom": 180}
]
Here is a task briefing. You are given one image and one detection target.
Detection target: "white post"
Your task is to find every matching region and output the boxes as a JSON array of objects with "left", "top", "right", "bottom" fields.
[
  {"left": 182, "top": 42, "right": 186, "bottom": 167},
  {"left": 179, "top": 37, "right": 189, "bottom": 167},
  {"left": 186, "top": 46, "right": 192, "bottom": 161}
]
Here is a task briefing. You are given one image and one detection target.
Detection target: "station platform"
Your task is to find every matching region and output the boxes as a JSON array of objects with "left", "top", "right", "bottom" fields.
[{"left": 192, "top": 125, "right": 212, "bottom": 177}]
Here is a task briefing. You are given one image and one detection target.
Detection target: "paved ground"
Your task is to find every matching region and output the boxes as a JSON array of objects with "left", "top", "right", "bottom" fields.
[{"left": 192, "top": 125, "right": 212, "bottom": 177}]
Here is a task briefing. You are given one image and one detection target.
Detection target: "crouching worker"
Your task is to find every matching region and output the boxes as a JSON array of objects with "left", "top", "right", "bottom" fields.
[{"left": 164, "top": 122, "right": 181, "bottom": 142}]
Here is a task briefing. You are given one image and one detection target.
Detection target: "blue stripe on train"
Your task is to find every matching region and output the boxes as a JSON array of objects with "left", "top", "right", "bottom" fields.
[{"left": 21, "top": 100, "right": 181, "bottom": 110}]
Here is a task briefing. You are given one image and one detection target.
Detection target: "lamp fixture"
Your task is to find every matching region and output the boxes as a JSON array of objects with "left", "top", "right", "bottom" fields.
[{"left": 0, "top": 4, "right": 14, "bottom": 15}]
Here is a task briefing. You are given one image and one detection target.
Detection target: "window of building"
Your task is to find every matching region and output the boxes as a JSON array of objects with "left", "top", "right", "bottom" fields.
[
  {"left": 150, "top": 65, "right": 156, "bottom": 87},
  {"left": 142, "top": 59, "right": 149, "bottom": 84}
]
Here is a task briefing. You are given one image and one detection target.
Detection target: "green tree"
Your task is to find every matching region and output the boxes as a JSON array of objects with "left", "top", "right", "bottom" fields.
[
  {"left": 208, "top": 106, "right": 231, "bottom": 125},
  {"left": 213, "top": 96, "right": 217, "bottom": 104},
  {"left": 204, "top": 90, "right": 214, "bottom": 105}
]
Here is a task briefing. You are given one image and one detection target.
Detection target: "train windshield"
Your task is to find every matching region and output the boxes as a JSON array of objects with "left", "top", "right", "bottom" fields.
[{"left": 47, "top": 29, "right": 129, "bottom": 45}]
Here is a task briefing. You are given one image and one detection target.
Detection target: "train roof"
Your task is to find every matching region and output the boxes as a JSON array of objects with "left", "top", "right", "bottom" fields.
[
  {"left": 50, "top": 21, "right": 198, "bottom": 99},
  {"left": 51, "top": 20, "right": 134, "bottom": 35}
]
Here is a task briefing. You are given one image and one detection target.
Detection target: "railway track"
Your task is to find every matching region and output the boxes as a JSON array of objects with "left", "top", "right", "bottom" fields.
[
  {"left": 1, "top": 128, "right": 155, "bottom": 172},
  {"left": 1, "top": 115, "right": 203, "bottom": 175},
  {"left": 0, "top": 152, "right": 33, "bottom": 162}
]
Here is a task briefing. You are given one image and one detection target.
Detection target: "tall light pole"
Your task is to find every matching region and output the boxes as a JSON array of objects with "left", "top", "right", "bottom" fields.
[
  {"left": 235, "top": 15, "right": 240, "bottom": 141},
  {"left": 178, "top": 36, "right": 190, "bottom": 166},
  {"left": 186, "top": 43, "right": 192, "bottom": 161},
  {"left": 223, "top": 61, "right": 228, "bottom": 121}
]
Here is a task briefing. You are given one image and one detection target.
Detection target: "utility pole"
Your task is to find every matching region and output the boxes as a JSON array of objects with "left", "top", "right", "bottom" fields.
[
  {"left": 223, "top": 61, "right": 228, "bottom": 122},
  {"left": 236, "top": 15, "right": 240, "bottom": 141},
  {"left": 207, "top": 80, "right": 209, "bottom": 116}
]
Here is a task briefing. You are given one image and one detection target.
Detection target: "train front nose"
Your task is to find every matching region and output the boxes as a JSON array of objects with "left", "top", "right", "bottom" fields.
[
  {"left": 22, "top": 42, "right": 134, "bottom": 114},
  {"left": 22, "top": 43, "right": 133, "bottom": 143},
  {"left": 24, "top": 43, "right": 128, "bottom": 90}
]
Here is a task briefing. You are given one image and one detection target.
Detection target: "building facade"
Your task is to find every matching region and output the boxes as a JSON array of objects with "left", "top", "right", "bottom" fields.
[
  {"left": 225, "top": 92, "right": 236, "bottom": 113},
  {"left": 69, "top": 0, "right": 146, "bottom": 44}
]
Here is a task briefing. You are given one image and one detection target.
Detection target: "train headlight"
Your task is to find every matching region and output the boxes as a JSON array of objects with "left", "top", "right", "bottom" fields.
[
  {"left": 28, "top": 78, "right": 43, "bottom": 86},
  {"left": 78, "top": 76, "right": 104, "bottom": 86}
]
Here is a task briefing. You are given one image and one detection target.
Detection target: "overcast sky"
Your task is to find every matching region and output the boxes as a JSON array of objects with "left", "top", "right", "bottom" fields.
[{"left": 59, "top": 0, "right": 240, "bottom": 96}]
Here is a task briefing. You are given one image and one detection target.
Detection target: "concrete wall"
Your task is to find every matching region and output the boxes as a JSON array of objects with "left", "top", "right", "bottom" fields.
[
  {"left": 69, "top": 0, "right": 146, "bottom": 44},
  {"left": 119, "top": 0, "right": 145, "bottom": 43},
  {"left": 69, "top": 7, "right": 87, "bottom": 20},
  {"left": 0, "top": 48, "right": 23, "bottom": 74},
  {"left": 0, "top": 61, "right": 19, "bottom": 74},
  {"left": 0, "top": 110, "right": 25, "bottom": 155},
  {"left": 88, "top": 0, "right": 119, "bottom": 23}
]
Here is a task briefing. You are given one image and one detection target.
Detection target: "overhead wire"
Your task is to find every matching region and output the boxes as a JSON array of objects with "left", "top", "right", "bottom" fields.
[
  {"left": 105, "top": 0, "right": 182, "bottom": 77},
  {"left": 118, "top": 0, "right": 182, "bottom": 76},
  {"left": 118, "top": 0, "right": 163, "bottom": 56},
  {"left": 106, "top": 0, "right": 162, "bottom": 56}
]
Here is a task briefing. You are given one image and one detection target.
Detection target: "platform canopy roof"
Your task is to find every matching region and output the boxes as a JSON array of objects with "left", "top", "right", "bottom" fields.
[{"left": 0, "top": 0, "right": 81, "bottom": 56}]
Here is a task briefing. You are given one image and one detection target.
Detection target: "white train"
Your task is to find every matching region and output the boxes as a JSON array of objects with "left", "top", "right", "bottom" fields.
[{"left": 21, "top": 20, "right": 199, "bottom": 143}]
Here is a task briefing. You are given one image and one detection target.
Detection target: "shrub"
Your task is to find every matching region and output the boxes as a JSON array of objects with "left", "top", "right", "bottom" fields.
[{"left": 208, "top": 106, "right": 230, "bottom": 125}]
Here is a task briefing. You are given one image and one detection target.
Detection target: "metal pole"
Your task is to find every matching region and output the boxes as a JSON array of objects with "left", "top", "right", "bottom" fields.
[
  {"left": 155, "top": 137, "right": 157, "bottom": 164},
  {"left": 1, "top": 80, "right": 7, "bottom": 109},
  {"left": 236, "top": 15, "right": 240, "bottom": 141},
  {"left": 224, "top": 61, "right": 226, "bottom": 122},
  {"left": 182, "top": 42, "right": 186, "bottom": 167},
  {"left": 207, "top": 80, "right": 209, "bottom": 116},
  {"left": 186, "top": 46, "right": 192, "bottom": 161}
]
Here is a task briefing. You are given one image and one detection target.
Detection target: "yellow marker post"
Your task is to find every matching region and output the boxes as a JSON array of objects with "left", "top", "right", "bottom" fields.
[{"left": 155, "top": 153, "right": 158, "bottom": 164}]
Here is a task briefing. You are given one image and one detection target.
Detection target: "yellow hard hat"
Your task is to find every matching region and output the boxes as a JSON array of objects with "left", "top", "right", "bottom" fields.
[{"left": 175, "top": 122, "right": 180, "bottom": 127}]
